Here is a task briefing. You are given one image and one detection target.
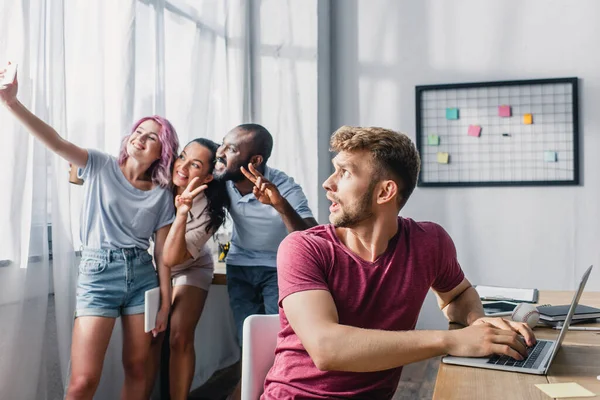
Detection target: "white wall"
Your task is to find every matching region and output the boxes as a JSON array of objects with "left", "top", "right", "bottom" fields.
[{"left": 331, "top": 0, "right": 600, "bottom": 328}]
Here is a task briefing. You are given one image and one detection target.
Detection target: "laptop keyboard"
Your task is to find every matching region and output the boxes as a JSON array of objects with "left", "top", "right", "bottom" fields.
[{"left": 487, "top": 340, "right": 550, "bottom": 369}]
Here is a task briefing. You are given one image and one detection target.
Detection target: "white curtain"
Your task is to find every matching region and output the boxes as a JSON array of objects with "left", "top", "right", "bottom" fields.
[
  {"left": 0, "top": 0, "right": 319, "bottom": 398},
  {"left": 249, "top": 0, "right": 321, "bottom": 216},
  {"left": 2, "top": 0, "right": 247, "bottom": 398},
  {"left": 0, "top": 0, "right": 56, "bottom": 398}
]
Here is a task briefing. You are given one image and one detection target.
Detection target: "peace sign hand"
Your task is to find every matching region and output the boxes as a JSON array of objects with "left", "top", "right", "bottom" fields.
[
  {"left": 175, "top": 177, "right": 207, "bottom": 216},
  {"left": 241, "top": 163, "right": 284, "bottom": 209}
]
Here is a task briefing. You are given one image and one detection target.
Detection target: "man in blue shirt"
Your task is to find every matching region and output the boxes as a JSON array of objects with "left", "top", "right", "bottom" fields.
[{"left": 214, "top": 123, "right": 317, "bottom": 348}]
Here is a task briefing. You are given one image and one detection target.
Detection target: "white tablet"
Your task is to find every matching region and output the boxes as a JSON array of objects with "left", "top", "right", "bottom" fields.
[{"left": 144, "top": 287, "right": 161, "bottom": 333}]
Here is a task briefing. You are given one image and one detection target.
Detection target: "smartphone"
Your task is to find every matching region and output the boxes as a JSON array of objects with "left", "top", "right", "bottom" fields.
[
  {"left": 0, "top": 63, "right": 17, "bottom": 86},
  {"left": 482, "top": 301, "right": 518, "bottom": 317},
  {"left": 68, "top": 163, "right": 84, "bottom": 185}
]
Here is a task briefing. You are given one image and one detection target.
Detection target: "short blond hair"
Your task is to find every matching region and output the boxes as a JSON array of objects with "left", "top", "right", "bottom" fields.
[{"left": 330, "top": 126, "right": 421, "bottom": 207}]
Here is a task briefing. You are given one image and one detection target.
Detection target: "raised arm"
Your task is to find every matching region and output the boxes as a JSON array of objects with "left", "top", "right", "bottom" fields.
[
  {"left": 241, "top": 163, "right": 317, "bottom": 232},
  {"left": 163, "top": 178, "right": 209, "bottom": 267},
  {"left": 162, "top": 211, "right": 193, "bottom": 268},
  {"left": 272, "top": 201, "right": 318, "bottom": 233},
  {"left": 0, "top": 70, "right": 88, "bottom": 167}
]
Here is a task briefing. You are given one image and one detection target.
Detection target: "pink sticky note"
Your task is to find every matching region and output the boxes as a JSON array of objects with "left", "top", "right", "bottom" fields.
[
  {"left": 498, "top": 105, "right": 511, "bottom": 117},
  {"left": 468, "top": 125, "right": 481, "bottom": 137}
]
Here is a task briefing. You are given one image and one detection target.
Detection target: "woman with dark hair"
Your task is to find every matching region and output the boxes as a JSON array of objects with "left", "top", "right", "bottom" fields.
[{"left": 146, "top": 138, "right": 230, "bottom": 400}]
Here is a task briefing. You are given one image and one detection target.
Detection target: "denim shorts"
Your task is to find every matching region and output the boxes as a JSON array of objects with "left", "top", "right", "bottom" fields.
[{"left": 75, "top": 247, "right": 158, "bottom": 318}]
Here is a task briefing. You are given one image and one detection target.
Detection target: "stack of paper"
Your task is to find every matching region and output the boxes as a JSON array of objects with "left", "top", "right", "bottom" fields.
[{"left": 475, "top": 285, "right": 538, "bottom": 303}]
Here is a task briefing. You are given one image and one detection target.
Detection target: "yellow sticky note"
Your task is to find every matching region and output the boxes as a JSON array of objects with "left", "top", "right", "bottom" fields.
[
  {"left": 523, "top": 113, "right": 533, "bottom": 124},
  {"left": 534, "top": 382, "right": 595, "bottom": 398},
  {"left": 437, "top": 152, "right": 449, "bottom": 164}
]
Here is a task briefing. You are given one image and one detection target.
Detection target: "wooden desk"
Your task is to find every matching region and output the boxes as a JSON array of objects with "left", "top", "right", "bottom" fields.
[
  {"left": 433, "top": 291, "right": 600, "bottom": 399},
  {"left": 212, "top": 263, "right": 227, "bottom": 285}
]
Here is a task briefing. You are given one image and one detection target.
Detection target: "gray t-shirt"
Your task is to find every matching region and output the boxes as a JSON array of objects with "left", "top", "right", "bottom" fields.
[{"left": 78, "top": 149, "right": 175, "bottom": 250}]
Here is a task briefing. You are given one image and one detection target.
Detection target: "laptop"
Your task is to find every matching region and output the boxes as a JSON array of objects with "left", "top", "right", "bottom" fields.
[{"left": 442, "top": 265, "right": 593, "bottom": 375}]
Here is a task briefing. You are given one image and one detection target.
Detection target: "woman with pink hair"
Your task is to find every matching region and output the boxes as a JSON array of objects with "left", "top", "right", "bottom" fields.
[{"left": 0, "top": 67, "right": 179, "bottom": 400}]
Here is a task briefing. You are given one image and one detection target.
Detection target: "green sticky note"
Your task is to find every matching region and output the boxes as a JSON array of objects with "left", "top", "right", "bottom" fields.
[
  {"left": 428, "top": 134, "right": 440, "bottom": 146},
  {"left": 446, "top": 108, "right": 459, "bottom": 120},
  {"left": 544, "top": 151, "right": 557, "bottom": 162}
]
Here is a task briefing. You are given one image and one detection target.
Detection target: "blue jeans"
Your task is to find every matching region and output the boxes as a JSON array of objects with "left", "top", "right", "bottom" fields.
[
  {"left": 226, "top": 264, "right": 279, "bottom": 347},
  {"left": 75, "top": 247, "right": 158, "bottom": 318}
]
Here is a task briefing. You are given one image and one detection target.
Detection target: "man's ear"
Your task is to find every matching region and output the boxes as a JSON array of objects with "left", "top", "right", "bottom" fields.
[
  {"left": 250, "top": 154, "right": 264, "bottom": 168},
  {"left": 376, "top": 180, "right": 399, "bottom": 205}
]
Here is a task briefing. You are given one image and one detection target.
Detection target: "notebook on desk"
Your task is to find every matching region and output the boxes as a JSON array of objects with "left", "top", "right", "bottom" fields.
[
  {"left": 538, "top": 304, "right": 600, "bottom": 322},
  {"left": 443, "top": 265, "right": 593, "bottom": 375}
]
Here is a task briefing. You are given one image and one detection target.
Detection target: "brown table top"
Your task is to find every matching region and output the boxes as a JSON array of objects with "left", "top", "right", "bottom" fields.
[
  {"left": 433, "top": 291, "right": 600, "bottom": 400},
  {"left": 212, "top": 263, "right": 227, "bottom": 285}
]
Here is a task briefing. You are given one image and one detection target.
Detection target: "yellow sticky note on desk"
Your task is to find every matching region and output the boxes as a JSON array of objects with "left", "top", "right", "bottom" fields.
[
  {"left": 523, "top": 113, "right": 533, "bottom": 125},
  {"left": 534, "top": 382, "right": 595, "bottom": 398},
  {"left": 437, "top": 152, "right": 449, "bottom": 164}
]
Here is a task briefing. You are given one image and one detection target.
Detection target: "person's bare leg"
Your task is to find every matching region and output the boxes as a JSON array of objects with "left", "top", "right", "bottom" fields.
[
  {"left": 121, "top": 314, "right": 153, "bottom": 400},
  {"left": 143, "top": 331, "right": 165, "bottom": 398},
  {"left": 65, "top": 316, "right": 116, "bottom": 400},
  {"left": 169, "top": 285, "right": 208, "bottom": 400}
]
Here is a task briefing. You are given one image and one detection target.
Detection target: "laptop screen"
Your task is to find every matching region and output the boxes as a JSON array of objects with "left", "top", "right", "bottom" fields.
[{"left": 544, "top": 265, "right": 593, "bottom": 368}]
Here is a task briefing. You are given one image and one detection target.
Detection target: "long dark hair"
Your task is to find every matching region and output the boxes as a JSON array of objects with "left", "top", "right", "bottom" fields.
[{"left": 187, "top": 138, "right": 230, "bottom": 234}]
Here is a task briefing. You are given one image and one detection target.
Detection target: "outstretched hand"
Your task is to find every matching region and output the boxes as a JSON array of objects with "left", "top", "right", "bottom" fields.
[
  {"left": 175, "top": 177, "right": 207, "bottom": 216},
  {"left": 0, "top": 63, "right": 18, "bottom": 106},
  {"left": 241, "top": 163, "right": 284, "bottom": 209}
]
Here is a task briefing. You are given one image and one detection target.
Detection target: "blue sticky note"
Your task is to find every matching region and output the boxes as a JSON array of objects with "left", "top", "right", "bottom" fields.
[
  {"left": 544, "top": 151, "right": 557, "bottom": 162},
  {"left": 446, "top": 108, "right": 459, "bottom": 120},
  {"left": 428, "top": 134, "right": 440, "bottom": 145}
]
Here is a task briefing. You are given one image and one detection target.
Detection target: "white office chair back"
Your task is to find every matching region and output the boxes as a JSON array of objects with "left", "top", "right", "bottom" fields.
[{"left": 241, "top": 314, "right": 280, "bottom": 400}]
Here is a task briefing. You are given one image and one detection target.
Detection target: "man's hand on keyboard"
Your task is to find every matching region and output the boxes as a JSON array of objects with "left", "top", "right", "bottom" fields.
[
  {"left": 445, "top": 323, "right": 533, "bottom": 360},
  {"left": 471, "top": 317, "right": 536, "bottom": 347}
]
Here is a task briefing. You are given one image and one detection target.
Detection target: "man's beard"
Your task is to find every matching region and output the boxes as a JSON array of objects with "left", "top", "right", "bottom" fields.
[
  {"left": 331, "top": 182, "right": 376, "bottom": 228},
  {"left": 214, "top": 158, "right": 251, "bottom": 182}
]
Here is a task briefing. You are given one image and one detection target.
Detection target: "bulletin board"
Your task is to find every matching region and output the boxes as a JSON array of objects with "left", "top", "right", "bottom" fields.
[{"left": 415, "top": 78, "right": 579, "bottom": 187}]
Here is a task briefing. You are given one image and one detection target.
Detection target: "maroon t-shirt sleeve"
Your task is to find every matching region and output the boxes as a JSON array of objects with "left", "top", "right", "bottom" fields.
[
  {"left": 277, "top": 232, "right": 330, "bottom": 306},
  {"left": 431, "top": 225, "right": 465, "bottom": 293}
]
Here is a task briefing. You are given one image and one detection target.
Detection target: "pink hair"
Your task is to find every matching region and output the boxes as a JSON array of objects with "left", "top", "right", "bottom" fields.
[{"left": 118, "top": 116, "right": 180, "bottom": 188}]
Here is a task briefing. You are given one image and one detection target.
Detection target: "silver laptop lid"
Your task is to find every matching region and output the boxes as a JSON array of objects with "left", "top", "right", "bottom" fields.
[{"left": 544, "top": 265, "right": 593, "bottom": 368}]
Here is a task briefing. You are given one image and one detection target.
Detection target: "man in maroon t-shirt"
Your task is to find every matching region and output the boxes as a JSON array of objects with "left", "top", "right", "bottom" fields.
[{"left": 261, "top": 126, "right": 536, "bottom": 399}]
